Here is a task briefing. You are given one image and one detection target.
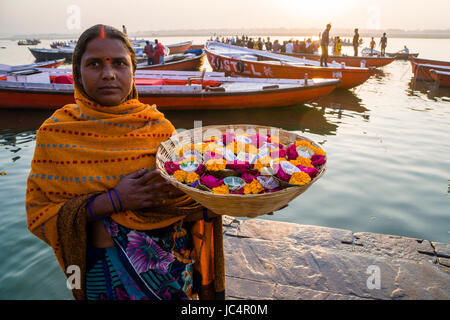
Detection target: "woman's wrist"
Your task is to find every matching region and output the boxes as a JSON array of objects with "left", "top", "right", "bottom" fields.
[{"left": 87, "top": 192, "right": 116, "bottom": 222}]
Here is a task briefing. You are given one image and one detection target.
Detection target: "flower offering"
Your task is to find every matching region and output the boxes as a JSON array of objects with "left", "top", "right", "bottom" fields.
[{"left": 163, "top": 131, "right": 327, "bottom": 196}]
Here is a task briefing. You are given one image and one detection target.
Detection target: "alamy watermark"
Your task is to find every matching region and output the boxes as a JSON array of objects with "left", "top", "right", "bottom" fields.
[
  {"left": 366, "top": 265, "right": 381, "bottom": 290},
  {"left": 66, "top": 265, "right": 81, "bottom": 290},
  {"left": 66, "top": 4, "right": 81, "bottom": 31}
]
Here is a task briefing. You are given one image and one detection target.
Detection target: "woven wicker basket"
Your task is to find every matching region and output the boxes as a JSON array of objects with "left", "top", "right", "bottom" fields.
[{"left": 156, "top": 124, "right": 326, "bottom": 217}]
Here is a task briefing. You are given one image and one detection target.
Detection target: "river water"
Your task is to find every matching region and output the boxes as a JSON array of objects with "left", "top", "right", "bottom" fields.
[{"left": 0, "top": 36, "right": 449, "bottom": 299}]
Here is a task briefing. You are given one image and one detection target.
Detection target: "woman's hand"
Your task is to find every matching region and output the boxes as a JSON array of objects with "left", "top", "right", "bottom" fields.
[{"left": 114, "top": 168, "right": 174, "bottom": 211}]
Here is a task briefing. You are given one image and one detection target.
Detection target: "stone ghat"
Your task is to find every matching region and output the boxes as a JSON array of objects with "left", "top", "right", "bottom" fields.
[{"left": 222, "top": 216, "right": 450, "bottom": 300}]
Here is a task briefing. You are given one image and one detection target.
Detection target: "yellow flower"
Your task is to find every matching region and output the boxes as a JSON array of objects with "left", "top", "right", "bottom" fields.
[
  {"left": 289, "top": 171, "right": 311, "bottom": 186},
  {"left": 295, "top": 140, "right": 313, "bottom": 149},
  {"left": 290, "top": 156, "right": 313, "bottom": 168},
  {"left": 226, "top": 141, "right": 244, "bottom": 154},
  {"left": 173, "top": 147, "right": 184, "bottom": 158},
  {"left": 271, "top": 157, "right": 288, "bottom": 165},
  {"left": 244, "top": 144, "right": 258, "bottom": 154},
  {"left": 182, "top": 143, "right": 195, "bottom": 154},
  {"left": 179, "top": 156, "right": 197, "bottom": 165},
  {"left": 173, "top": 170, "right": 187, "bottom": 183},
  {"left": 186, "top": 172, "right": 200, "bottom": 184},
  {"left": 205, "top": 158, "right": 227, "bottom": 171},
  {"left": 269, "top": 136, "right": 281, "bottom": 145},
  {"left": 204, "top": 142, "right": 222, "bottom": 153},
  {"left": 254, "top": 156, "right": 272, "bottom": 172},
  {"left": 212, "top": 184, "right": 230, "bottom": 194},
  {"left": 243, "top": 180, "right": 264, "bottom": 195},
  {"left": 311, "top": 146, "right": 326, "bottom": 156}
]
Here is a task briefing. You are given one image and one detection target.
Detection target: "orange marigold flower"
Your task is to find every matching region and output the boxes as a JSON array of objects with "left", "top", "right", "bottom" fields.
[
  {"left": 311, "top": 146, "right": 326, "bottom": 156},
  {"left": 185, "top": 172, "right": 200, "bottom": 184},
  {"left": 254, "top": 156, "right": 272, "bottom": 171},
  {"left": 289, "top": 171, "right": 311, "bottom": 186},
  {"left": 243, "top": 179, "right": 264, "bottom": 195},
  {"left": 205, "top": 158, "right": 227, "bottom": 171},
  {"left": 295, "top": 140, "right": 313, "bottom": 149},
  {"left": 204, "top": 142, "right": 222, "bottom": 153},
  {"left": 173, "top": 170, "right": 187, "bottom": 183},
  {"left": 212, "top": 184, "right": 230, "bottom": 194},
  {"left": 290, "top": 156, "right": 313, "bottom": 168}
]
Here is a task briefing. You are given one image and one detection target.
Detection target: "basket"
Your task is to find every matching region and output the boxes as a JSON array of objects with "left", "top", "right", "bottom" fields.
[{"left": 156, "top": 124, "right": 326, "bottom": 217}]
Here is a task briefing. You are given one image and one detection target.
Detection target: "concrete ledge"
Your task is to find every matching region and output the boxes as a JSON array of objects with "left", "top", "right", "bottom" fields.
[{"left": 222, "top": 217, "right": 450, "bottom": 300}]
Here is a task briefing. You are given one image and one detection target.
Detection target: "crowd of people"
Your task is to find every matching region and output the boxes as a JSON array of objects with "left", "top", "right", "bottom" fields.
[{"left": 211, "top": 35, "right": 321, "bottom": 54}]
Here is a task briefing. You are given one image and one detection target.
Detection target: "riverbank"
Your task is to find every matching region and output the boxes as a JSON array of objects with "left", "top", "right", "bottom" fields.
[{"left": 223, "top": 216, "right": 450, "bottom": 300}]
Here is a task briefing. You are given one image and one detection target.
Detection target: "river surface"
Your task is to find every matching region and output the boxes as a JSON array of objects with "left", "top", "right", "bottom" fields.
[{"left": 0, "top": 36, "right": 449, "bottom": 299}]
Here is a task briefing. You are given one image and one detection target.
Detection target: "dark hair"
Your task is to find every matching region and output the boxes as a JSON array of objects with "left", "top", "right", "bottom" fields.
[{"left": 72, "top": 24, "right": 137, "bottom": 102}]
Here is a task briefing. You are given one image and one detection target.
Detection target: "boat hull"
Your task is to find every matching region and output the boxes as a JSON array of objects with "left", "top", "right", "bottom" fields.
[
  {"left": 166, "top": 41, "right": 192, "bottom": 54},
  {"left": 430, "top": 70, "right": 450, "bottom": 87},
  {"left": 29, "top": 48, "right": 73, "bottom": 62},
  {"left": 411, "top": 57, "right": 450, "bottom": 67},
  {"left": 411, "top": 62, "right": 450, "bottom": 81},
  {"left": 205, "top": 50, "right": 374, "bottom": 89},
  {"left": 137, "top": 52, "right": 205, "bottom": 71},
  {"left": 282, "top": 52, "right": 395, "bottom": 68},
  {"left": 0, "top": 81, "right": 337, "bottom": 110}
]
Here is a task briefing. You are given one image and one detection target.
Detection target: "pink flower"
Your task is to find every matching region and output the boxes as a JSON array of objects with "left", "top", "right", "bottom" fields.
[
  {"left": 311, "top": 155, "right": 326, "bottom": 167},
  {"left": 164, "top": 161, "right": 180, "bottom": 175},
  {"left": 231, "top": 188, "right": 245, "bottom": 195},
  {"left": 270, "top": 149, "right": 287, "bottom": 158},
  {"left": 241, "top": 172, "right": 260, "bottom": 183},
  {"left": 249, "top": 134, "right": 268, "bottom": 147},
  {"left": 195, "top": 163, "right": 206, "bottom": 176},
  {"left": 226, "top": 160, "right": 250, "bottom": 173},
  {"left": 203, "top": 151, "right": 222, "bottom": 162},
  {"left": 303, "top": 167, "right": 319, "bottom": 179},
  {"left": 275, "top": 168, "right": 291, "bottom": 182},
  {"left": 222, "top": 132, "right": 236, "bottom": 144},
  {"left": 200, "top": 175, "right": 224, "bottom": 189},
  {"left": 285, "top": 144, "right": 299, "bottom": 160}
]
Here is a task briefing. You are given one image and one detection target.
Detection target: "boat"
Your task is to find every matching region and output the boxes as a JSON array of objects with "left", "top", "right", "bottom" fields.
[
  {"left": 205, "top": 41, "right": 374, "bottom": 89},
  {"left": 29, "top": 47, "right": 74, "bottom": 62},
  {"left": 0, "top": 69, "right": 340, "bottom": 110},
  {"left": 386, "top": 52, "right": 419, "bottom": 60},
  {"left": 430, "top": 69, "right": 450, "bottom": 87},
  {"left": 410, "top": 57, "right": 450, "bottom": 81},
  {"left": 18, "top": 39, "right": 41, "bottom": 46},
  {"left": 190, "top": 44, "right": 205, "bottom": 50},
  {"left": 410, "top": 57, "right": 450, "bottom": 67},
  {"left": 137, "top": 50, "right": 205, "bottom": 71},
  {"left": 166, "top": 41, "right": 192, "bottom": 54},
  {"left": 0, "top": 59, "right": 66, "bottom": 76},
  {"left": 281, "top": 52, "right": 394, "bottom": 68}
]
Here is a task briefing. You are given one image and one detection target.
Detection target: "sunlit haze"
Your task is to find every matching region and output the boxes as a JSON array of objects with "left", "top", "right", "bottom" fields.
[{"left": 0, "top": 0, "right": 449, "bottom": 36}]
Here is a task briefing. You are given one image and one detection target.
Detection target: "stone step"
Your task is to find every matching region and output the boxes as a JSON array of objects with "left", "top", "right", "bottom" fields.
[{"left": 222, "top": 216, "right": 450, "bottom": 300}]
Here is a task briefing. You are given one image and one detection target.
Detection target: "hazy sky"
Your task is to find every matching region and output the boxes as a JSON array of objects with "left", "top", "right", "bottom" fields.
[{"left": 1, "top": 0, "right": 449, "bottom": 35}]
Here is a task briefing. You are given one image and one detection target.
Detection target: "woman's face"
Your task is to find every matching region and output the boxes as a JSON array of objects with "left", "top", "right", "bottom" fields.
[{"left": 80, "top": 37, "right": 134, "bottom": 106}]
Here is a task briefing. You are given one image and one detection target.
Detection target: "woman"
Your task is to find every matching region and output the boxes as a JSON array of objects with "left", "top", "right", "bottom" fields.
[{"left": 25, "top": 24, "right": 225, "bottom": 300}]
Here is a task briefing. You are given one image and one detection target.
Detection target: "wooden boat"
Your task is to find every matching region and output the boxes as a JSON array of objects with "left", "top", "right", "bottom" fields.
[
  {"left": 386, "top": 52, "right": 419, "bottom": 60},
  {"left": 0, "top": 59, "right": 66, "bottom": 75},
  {"left": 137, "top": 50, "right": 205, "bottom": 71},
  {"left": 205, "top": 41, "right": 374, "bottom": 89},
  {"left": 411, "top": 61, "right": 450, "bottom": 81},
  {"left": 166, "top": 41, "right": 192, "bottom": 54},
  {"left": 29, "top": 47, "right": 74, "bottom": 62},
  {"left": 281, "top": 52, "right": 394, "bottom": 68},
  {"left": 0, "top": 69, "right": 340, "bottom": 110},
  {"left": 190, "top": 44, "right": 205, "bottom": 50},
  {"left": 410, "top": 57, "right": 450, "bottom": 67},
  {"left": 429, "top": 69, "right": 450, "bottom": 87},
  {"left": 18, "top": 39, "right": 41, "bottom": 45}
]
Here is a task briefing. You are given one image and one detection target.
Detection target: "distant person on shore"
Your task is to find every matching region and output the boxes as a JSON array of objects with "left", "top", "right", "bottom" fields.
[
  {"left": 352, "top": 28, "right": 359, "bottom": 56},
  {"left": 144, "top": 41, "right": 154, "bottom": 65},
  {"left": 122, "top": 25, "right": 127, "bottom": 35},
  {"left": 370, "top": 37, "right": 376, "bottom": 55},
  {"left": 334, "top": 36, "right": 342, "bottom": 56},
  {"left": 265, "top": 37, "right": 272, "bottom": 51},
  {"left": 285, "top": 39, "right": 294, "bottom": 54},
  {"left": 320, "top": 23, "right": 331, "bottom": 67},
  {"left": 380, "top": 33, "right": 388, "bottom": 56},
  {"left": 272, "top": 39, "right": 281, "bottom": 52},
  {"left": 257, "top": 37, "right": 264, "bottom": 50},
  {"left": 153, "top": 39, "right": 165, "bottom": 64}
]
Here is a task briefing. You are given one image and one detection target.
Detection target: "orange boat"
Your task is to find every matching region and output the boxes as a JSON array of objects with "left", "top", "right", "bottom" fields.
[
  {"left": 410, "top": 57, "right": 450, "bottom": 67},
  {"left": 137, "top": 50, "right": 205, "bottom": 71},
  {"left": 0, "top": 69, "right": 339, "bottom": 110},
  {"left": 190, "top": 44, "right": 205, "bottom": 50},
  {"left": 411, "top": 61, "right": 450, "bottom": 81},
  {"left": 166, "top": 41, "right": 192, "bottom": 54},
  {"left": 205, "top": 42, "right": 374, "bottom": 89},
  {"left": 430, "top": 69, "right": 450, "bottom": 87},
  {"left": 282, "top": 52, "right": 395, "bottom": 68}
]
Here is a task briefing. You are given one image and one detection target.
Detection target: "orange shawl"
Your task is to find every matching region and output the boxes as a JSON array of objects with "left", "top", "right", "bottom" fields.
[{"left": 25, "top": 89, "right": 224, "bottom": 299}]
